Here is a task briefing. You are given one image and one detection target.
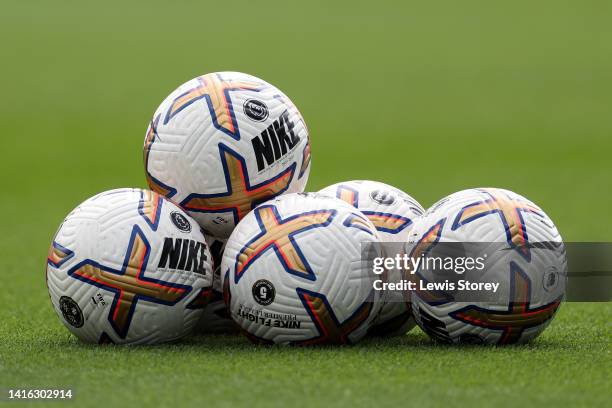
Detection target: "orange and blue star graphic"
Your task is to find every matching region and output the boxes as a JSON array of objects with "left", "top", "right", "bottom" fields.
[
  {"left": 138, "top": 189, "right": 164, "bottom": 231},
  {"left": 342, "top": 212, "right": 376, "bottom": 235},
  {"left": 180, "top": 144, "right": 296, "bottom": 227},
  {"left": 47, "top": 242, "right": 75, "bottom": 269},
  {"left": 450, "top": 261, "right": 562, "bottom": 344},
  {"left": 233, "top": 205, "right": 336, "bottom": 283},
  {"left": 404, "top": 218, "right": 454, "bottom": 306},
  {"left": 66, "top": 225, "right": 193, "bottom": 339},
  {"left": 334, "top": 184, "right": 413, "bottom": 235},
  {"left": 292, "top": 288, "right": 375, "bottom": 345},
  {"left": 451, "top": 188, "right": 544, "bottom": 261},
  {"left": 164, "top": 73, "right": 266, "bottom": 140}
]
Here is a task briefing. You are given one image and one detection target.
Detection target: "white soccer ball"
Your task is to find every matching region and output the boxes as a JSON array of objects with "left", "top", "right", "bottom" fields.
[
  {"left": 223, "top": 193, "right": 382, "bottom": 345},
  {"left": 143, "top": 71, "right": 311, "bottom": 239},
  {"left": 194, "top": 235, "right": 239, "bottom": 334},
  {"left": 408, "top": 188, "right": 566, "bottom": 345},
  {"left": 318, "top": 180, "right": 424, "bottom": 336},
  {"left": 46, "top": 188, "right": 214, "bottom": 345}
]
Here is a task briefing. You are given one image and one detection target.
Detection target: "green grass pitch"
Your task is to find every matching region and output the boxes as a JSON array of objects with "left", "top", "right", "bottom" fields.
[{"left": 0, "top": 1, "right": 610, "bottom": 407}]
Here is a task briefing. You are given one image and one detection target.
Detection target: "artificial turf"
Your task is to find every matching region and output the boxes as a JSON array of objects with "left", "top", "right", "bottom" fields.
[{"left": 0, "top": 1, "right": 610, "bottom": 407}]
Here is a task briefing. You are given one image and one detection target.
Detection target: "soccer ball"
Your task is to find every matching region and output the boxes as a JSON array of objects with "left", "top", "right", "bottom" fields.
[
  {"left": 143, "top": 71, "right": 311, "bottom": 239},
  {"left": 46, "top": 188, "right": 214, "bottom": 345},
  {"left": 319, "top": 180, "right": 424, "bottom": 241},
  {"left": 408, "top": 188, "right": 566, "bottom": 345},
  {"left": 222, "top": 193, "right": 382, "bottom": 345},
  {"left": 318, "top": 180, "right": 424, "bottom": 336},
  {"left": 194, "top": 236, "right": 239, "bottom": 334}
]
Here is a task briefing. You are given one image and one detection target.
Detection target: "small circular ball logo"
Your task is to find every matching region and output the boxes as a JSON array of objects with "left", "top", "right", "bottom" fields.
[
  {"left": 170, "top": 211, "right": 191, "bottom": 233},
  {"left": 252, "top": 279, "right": 275, "bottom": 306},
  {"left": 370, "top": 190, "right": 396, "bottom": 205},
  {"left": 543, "top": 266, "right": 559, "bottom": 292},
  {"left": 243, "top": 99, "right": 269, "bottom": 122},
  {"left": 59, "top": 296, "right": 84, "bottom": 328}
]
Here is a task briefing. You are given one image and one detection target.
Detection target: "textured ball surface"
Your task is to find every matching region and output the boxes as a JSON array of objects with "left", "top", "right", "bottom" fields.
[
  {"left": 223, "top": 193, "right": 382, "bottom": 345},
  {"left": 409, "top": 188, "right": 566, "bottom": 345},
  {"left": 144, "top": 71, "right": 311, "bottom": 239},
  {"left": 46, "top": 188, "right": 213, "bottom": 345},
  {"left": 319, "top": 180, "right": 425, "bottom": 336},
  {"left": 319, "top": 180, "right": 424, "bottom": 242}
]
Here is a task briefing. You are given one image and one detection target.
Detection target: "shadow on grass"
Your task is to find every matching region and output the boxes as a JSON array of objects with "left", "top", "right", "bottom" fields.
[{"left": 31, "top": 330, "right": 582, "bottom": 355}]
